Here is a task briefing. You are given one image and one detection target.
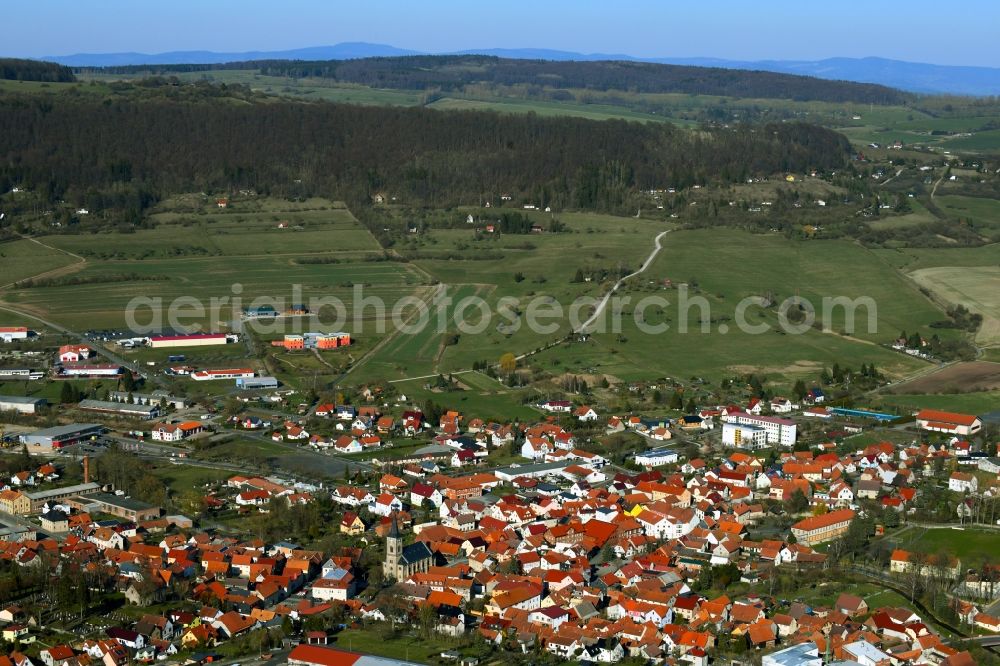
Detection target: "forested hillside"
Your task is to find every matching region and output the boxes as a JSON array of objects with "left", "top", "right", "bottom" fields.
[
  {"left": 0, "top": 92, "right": 851, "bottom": 217},
  {"left": 0, "top": 58, "right": 75, "bottom": 82},
  {"left": 90, "top": 54, "right": 908, "bottom": 104}
]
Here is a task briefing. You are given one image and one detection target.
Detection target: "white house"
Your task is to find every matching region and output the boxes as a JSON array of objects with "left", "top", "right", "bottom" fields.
[
  {"left": 369, "top": 493, "right": 403, "bottom": 517},
  {"left": 949, "top": 472, "right": 978, "bottom": 493}
]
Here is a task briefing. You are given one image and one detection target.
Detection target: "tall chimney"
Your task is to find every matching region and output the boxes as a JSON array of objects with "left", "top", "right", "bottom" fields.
[{"left": 83, "top": 455, "right": 90, "bottom": 484}]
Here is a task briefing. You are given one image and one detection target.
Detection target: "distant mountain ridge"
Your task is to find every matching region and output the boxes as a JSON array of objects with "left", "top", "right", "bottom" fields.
[{"left": 39, "top": 42, "right": 1000, "bottom": 95}]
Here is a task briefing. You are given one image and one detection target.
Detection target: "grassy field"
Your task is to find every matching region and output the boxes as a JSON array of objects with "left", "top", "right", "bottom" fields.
[
  {"left": 909, "top": 266, "right": 1000, "bottom": 346},
  {"left": 876, "top": 391, "right": 1000, "bottom": 415},
  {"left": 1, "top": 198, "right": 425, "bottom": 330},
  {"left": 349, "top": 221, "right": 958, "bottom": 387},
  {"left": 520, "top": 229, "right": 940, "bottom": 385},
  {"left": 149, "top": 462, "right": 231, "bottom": 494},
  {"left": 873, "top": 243, "right": 1000, "bottom": 271},
  {"left": 331, "top": 627, "right": 465, "bottom": 664},
  {"left": 899, "top": 527, "right": 1000, "bottom": 565},
  {"left": 933, "top": 194, "right": 1000, "bottom": 241},
  {"left": 0, "top": 237, "right": 79, "bottom": 286}
]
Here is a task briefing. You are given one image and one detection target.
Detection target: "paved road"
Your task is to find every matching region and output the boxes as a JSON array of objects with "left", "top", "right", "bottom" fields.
[{"left": 577, "top": 229, "right": 670, "bottom": 334}]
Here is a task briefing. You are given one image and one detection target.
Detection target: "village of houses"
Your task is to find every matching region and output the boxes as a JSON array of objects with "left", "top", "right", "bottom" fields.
[{"left": 1, "top": 334, "right": 999, "bottom": 666}]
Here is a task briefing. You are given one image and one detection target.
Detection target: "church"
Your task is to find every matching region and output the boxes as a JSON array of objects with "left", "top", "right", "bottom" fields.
[{"left": 383, "top": 513, "right": 433, "bottom": 581}]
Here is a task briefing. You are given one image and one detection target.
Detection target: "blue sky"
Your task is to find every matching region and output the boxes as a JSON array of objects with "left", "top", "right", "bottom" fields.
[{"left": 7, "top": 0, "right": 999, "bottom": 66}]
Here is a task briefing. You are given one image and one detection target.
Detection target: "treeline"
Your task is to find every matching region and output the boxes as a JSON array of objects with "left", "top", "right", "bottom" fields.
[
  {"left": 0, "top": 58, "right": 75, "bottom": 82},
  {"left": 14, "top": 272, "right": 168, "bottom": 289},
  {"left": 0, "top": 92, "right": 851, "bottom": 215},
  {"left": 90, "top": 55, "right": 908, "bottom": 104}
]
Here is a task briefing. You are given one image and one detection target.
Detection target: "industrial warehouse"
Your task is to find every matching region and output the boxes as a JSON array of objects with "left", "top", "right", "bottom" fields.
[
  {"left": 19, "top": 423, "right": 106, "bottom": 450},
  {"left": 56, "top": 362, "right": 124, "bottom": 378},
  {"left": 78, "top": 399, "right": 161, "bottom": 419},
  {"left": 236, "top": 376, "right": 279, "bottom": 390},
  {"left": 0, "top": 395, "right": 47, "bottom": 414},
  {"left": 147, "top": 332, "right": 237, "bottom": 348},
  {"left": 190, "top": 367, "right": 255, "bottom": 381}
]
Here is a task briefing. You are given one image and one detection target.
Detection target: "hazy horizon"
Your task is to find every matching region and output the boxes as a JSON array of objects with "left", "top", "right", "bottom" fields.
[{"left": 6, "top": 0, "right": 999, "bottom": 68}]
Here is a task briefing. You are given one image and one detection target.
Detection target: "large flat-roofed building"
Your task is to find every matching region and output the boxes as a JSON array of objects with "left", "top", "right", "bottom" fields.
[
  {"left": 276, "top": 332, "right": 351, "bottom": 351},
  {"left": 58, "top": 362, "right": 123, "bottom": 378},
  {"left": 0, "top": 395, "right": 47, "bottom": 414},
  {"left": 0, "top": 518, "right": 36, "bottom": 542},
  {"left": 727, "top": 412, "right": 797, "bottom": 447},
  {"left": 148, "top": 333, "right": 232, "bottom": 348},
  {"left": 722, "top": 422, "right": 769, "bottom": 450},
  {"left": 634, "top": 448, "right": 680, "bottom": 467},
  {"left": 493, "top": 461, "right": 572, "bottom": 481},
  {"left": 20, "top": 423, "right": 105, "bottom": 450},
  {"left": 77, "top": 399, "right": 160, "bottom": 419},
  {"left": 762, "top": 642, "right": 822, "bottom": 666},
  {"left": 25, "top": 482, "right": 100, "bottom": 512},
  {"left": 191, "top": 368, "right": 254, "bottom": 381},
  {"left": 68, "top": 492, "right": 160, "bottom": 522},
  {"left": 236, "top": 376, "right": 279, "bottom": 390}
]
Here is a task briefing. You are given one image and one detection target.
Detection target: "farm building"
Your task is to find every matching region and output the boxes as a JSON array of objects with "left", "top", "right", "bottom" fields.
[
  {"left": 0, "top": 395, "right": 47, "bottom": 414},
  {"left": 191, "top": 368, "right": 254, "bottom": 381},
  {"left": 148, "top": 333, "right": 233, "bottom": 348},
  {"left": 915, "top": 409, "right": 982, "bottom": 436},
  {"left": 58, "top": 362, "right": 123, "bottom": 378},
  {"left": 790, "top": 508, "right": 855, "bottom": 546},
  {"left": 78, "top": 399, "right": 160, "bottom": 419},
  {"left": 151, "top": 421, "right": 205, "bottom": 442},
  {"left": 20, "top": 423, "right": 105, "bottom": 450},
  {"left": 236, "top": 376, "right": 279, "bottom": 390},
  {"left": 0, "top": 327, "right": 28, "bottom": 342},
  {"left": 58, "top": 345, "right": 93, "bottom": 362}
]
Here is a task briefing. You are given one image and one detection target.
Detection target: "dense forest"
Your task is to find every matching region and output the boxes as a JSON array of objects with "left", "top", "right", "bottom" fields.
[
  {"left": 89, "top": 54, "right": 908, "bottom": 105},
  {"left": 0, "top": 91, "right": 851, "bottom": 216},
  {"left": 0, "top": 58, "right": 76, "bottom": 82}
]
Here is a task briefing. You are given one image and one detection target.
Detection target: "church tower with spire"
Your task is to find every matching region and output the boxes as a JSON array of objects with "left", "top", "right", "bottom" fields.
[{"left": 383, "top": 512, "right": 432, "bottom": 581}]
